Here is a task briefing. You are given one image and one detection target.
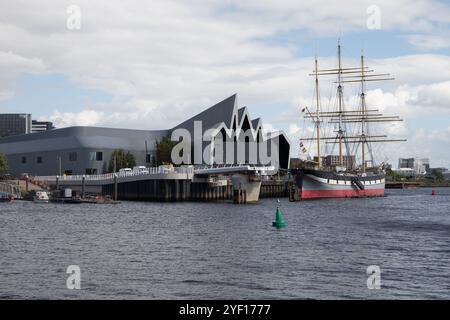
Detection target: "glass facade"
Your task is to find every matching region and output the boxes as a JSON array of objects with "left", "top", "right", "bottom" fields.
[
  {"left": 0, "top": 114, "right": 32, "bottom": 137},
  {"left": 89, "top": 151, "right": 103, "bottom": 161}
]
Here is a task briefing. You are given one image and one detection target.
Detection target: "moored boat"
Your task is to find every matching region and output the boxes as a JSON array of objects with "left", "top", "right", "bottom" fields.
[
  {"left": 32, "top": 190, "right": 50, "bottom": 203},
  {"left": 291, "top": 40, "right": 405, "bottom": 200},
  {"left": 291, "top": 168, "right": 385, "bottom": 199},
  {"left": 0, "top": 195, "right": 13, "bottom": 202}
]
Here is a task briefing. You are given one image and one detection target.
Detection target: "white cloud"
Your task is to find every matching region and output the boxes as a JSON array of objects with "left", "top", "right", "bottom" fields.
[
  {"left": 288, "top": 123, "right": 301, "bottom": 135},
  {"left": 0, "top": 51, "right": 46, "bottom": 74},
  {"left": 376, "top": 126, "right": 450, "bottom": 168},
  {"left": 1, "top": 0, "right": 450, "bottom": 165},
  {"left": 365, "top": 81, "right": 450, "bottom": 118},
  {"left": 407, "top": 34, "right": 450, "bottom": 51},
  {"left": 0, "top": 51, "right": 46, "bottom": 110},
  {"left": 215, "top": 0, "right": 450, "bottom": 35},
  {"left": 0, "top": 90, "right": 14, "bottom": 102},
  {"left": 48, "top": 109, "right": 105, "bottom": 127}
]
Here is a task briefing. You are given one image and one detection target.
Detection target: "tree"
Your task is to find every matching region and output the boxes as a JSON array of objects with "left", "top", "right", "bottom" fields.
[
  {"left": 0, "top": 153, "right": 8, "bottom": 175},
  {"left": 108, "top": 149, "right": 136, "bottom": 172},
  {"left": 431, "top": 169, "right": 444, "bottom": 182},
  {"left": 385, "top": 167, "right": 400, "bottom": 181},
  {"left": 156, "top": 137, "right": 177, "bottom": 166}
]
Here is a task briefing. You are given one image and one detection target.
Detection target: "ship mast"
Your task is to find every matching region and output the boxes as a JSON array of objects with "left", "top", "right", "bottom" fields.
[
  {"left": 360, "top": 54, "right": 367, "bottom": 173},
  {"left": 315, "top": 57, "right": 321, "bottom": 167},
  {"left": 302, "top": 40, "right": 407, "bottom": 172},
  {"left": 337, "top": 40, "right": 344, "bottom": 166}
]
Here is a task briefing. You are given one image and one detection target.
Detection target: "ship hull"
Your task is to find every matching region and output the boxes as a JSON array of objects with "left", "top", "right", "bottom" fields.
[{"left": 292, "top": 169, "right": 385, "bottom": 200}]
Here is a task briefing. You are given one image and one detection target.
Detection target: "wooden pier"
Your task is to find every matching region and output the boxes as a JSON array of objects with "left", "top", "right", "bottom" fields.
[{"left": 385, "top": 181, "right": 420, "bottom": 189}]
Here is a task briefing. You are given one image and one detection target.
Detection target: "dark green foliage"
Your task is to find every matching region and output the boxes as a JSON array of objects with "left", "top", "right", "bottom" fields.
[{"left": 108, "top": 149, "right": 136, "bottom": 172}]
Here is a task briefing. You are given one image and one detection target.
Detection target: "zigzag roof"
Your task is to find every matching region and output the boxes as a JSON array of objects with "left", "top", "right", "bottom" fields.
[
  {"left": 170, "top": 94, "right": 290, "bottom": 145},
  {"left": 171, "top": 94, "right": 237, "bottom": 134}
]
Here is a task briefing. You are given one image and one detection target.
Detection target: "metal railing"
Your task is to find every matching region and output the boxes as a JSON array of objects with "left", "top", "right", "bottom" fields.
[
  {"left": 194, "top": 164, "right": 275, "bottom": 173},
  {"left": 31, "top": 164, "right": 275, "bottom": 183},
  {"left": 33, "top": 166, "right": 195, "bottom": 182},
  {"left": 0, "top": 182, "right": 21, "bottom": 198}
]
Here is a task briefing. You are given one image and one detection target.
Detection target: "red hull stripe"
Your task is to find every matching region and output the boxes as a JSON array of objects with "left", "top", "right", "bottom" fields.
[{"left": 301, "top": 188, "right": 384, "bottom": 199}]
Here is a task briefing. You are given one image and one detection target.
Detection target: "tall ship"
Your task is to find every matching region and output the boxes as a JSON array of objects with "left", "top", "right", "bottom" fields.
[{"left": 291, "top": 41, "right": 406, "bottom": 200}]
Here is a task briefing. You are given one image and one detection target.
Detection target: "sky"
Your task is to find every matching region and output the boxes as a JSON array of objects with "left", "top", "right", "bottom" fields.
[{"left": 1, "top": 0, "right": 450, "bottom": 167}]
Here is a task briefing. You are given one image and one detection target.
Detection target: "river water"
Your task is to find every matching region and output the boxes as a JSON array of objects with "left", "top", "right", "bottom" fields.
[{"left": 1, "top": 188, "right": 449, "bottom": 299}]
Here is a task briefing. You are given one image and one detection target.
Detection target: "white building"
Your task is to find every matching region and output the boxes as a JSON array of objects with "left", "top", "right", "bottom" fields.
[
  {"left": 398, "top": 157, "right": 429, "bottom": 175},
  {"left": 392, "top": 167, "right": 416, "bottom": 177}
]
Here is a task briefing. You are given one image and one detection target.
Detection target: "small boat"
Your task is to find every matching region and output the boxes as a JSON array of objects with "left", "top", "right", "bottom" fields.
[
  {"left": 32, "top": 190, "right": 50, "bottom": 203},
  {"left": 78, "top": 195, "right": 120, "bottom": 204},
  {"left": 0, "top": 196, "right": 13, "bottom": 202},
  {"left": 50, "top": 188, "right": 82, "bottom": 204},
  {"left": 50, "top": 197, "right": 83, "bottom": 204}
]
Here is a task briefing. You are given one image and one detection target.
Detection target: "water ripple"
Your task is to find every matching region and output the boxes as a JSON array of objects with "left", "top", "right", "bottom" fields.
[{"left": 0, "top": 188, "right": 449, "bottom": 299}]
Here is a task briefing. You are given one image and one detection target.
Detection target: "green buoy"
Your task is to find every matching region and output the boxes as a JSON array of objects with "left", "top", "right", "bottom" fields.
[{"left": 272, "top": 200, "right": 286, "bottom": 229}]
